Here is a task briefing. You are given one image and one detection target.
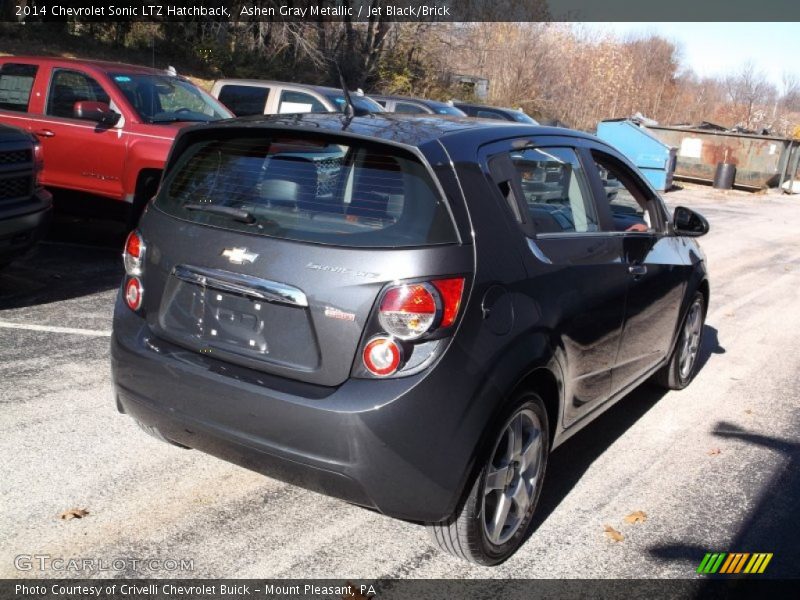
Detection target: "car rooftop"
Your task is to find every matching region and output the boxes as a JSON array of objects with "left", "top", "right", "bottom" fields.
[
  {"left": 202, "top": 112, "right": 580, "bottom": 148},
  {"left": 2, "top": 55, "right": 173, "bottom": 76}
]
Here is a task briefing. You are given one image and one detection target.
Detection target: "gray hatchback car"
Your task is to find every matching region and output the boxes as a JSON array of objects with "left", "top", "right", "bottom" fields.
[{"left": 112, "top": 113, "right": 709, "bottom": 564}]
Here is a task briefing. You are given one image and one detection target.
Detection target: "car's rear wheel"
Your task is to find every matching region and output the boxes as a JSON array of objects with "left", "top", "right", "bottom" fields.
[
  {"left": 653, "top": 291, "right": 705, "bottom": 390},
  {"left": 427, "top": 392, "right": 549, "bottom": 565}
]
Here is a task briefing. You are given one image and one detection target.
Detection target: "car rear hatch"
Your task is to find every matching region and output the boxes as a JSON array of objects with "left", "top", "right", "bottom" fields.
[{"left": 136, "top": 127, "right": 472, "bottom": 387}]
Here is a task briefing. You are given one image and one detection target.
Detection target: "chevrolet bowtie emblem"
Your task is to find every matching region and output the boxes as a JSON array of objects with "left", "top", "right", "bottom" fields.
[{"left": 221, "top": 247, "right": 258, "bottom": 265}]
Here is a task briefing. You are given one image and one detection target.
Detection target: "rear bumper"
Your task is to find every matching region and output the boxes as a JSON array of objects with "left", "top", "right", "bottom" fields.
[
  {"left": 111, "top": 295, "right": 490, "bottom": 522},
  {"left": 0, "top": 189, "right": 52, "bottom": 261}
]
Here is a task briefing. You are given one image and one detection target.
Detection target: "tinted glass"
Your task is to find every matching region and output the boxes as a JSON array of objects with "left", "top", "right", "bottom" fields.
[
  {"left": 477, "top": 110, "right": 505, "bottom": 120},
  {"left": 591, "top": 152, "right": 654, "bottom": 232},
  {"left": 278, "top": 90, "right": 327, "bottom": 114},
  {"left": 394, "top": 102, "right": 426, "bottom": 114},
  {"left": 510, "top": 147, "right": 599, "bottom": 234},
  {"left": 47, "top": 69, "right": 110, "bottom": 119},
  {"left": 0, "top": 63, "right": 37, "bottom": 112},
  {"left": 156, "top": 135, "right": 458, "bottom": 248},
  {"left": 323, "top": 92, "right": 384, "bottom": 113},
  {"left": 218, "top": 84, "right": 269, "bottom": 116},
  {"left": 433, "top": 105, "right": 467, "bottom": 116},
  {"left": 510, "top": 111, "right": 538, "bottom": 124},
  {"left": 111, "top": 73, "right": 230, "bottom": 123}
]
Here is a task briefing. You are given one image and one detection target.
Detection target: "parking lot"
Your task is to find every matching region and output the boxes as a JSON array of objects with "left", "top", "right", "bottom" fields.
[{"left": 1, "top": 186, "right": 799, "bottom": 579}]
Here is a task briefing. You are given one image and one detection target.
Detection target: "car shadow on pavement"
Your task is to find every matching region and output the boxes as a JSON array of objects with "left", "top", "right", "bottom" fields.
[
  {"left": 527, "top": 324, "right": 721, "bottom": 536},
  {"left": 647, "top": 422, "right": 800, "bottom": 579},
  {"left": 697, "top": 324, "right": 724, "bottom": 373},
  {"left": 0, "top": 210, "right": 126, "bottom": 310}
]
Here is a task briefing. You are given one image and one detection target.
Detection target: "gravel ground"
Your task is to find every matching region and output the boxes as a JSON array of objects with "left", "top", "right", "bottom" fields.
[{"left": 1, "top": 186, "right": 798, "bottom": 580}]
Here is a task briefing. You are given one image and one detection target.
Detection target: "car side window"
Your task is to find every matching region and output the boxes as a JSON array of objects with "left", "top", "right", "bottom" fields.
[
  {"left": 278, "top": 90, "right": 327, "bottom": 114},
  {"left": 46, "top": 69, "right": 110, "bottom": 119},
  {"left": 218, "top": 84, "right": 269, "bottom": 117},
  {"left": 508, "top": 147, "right": 599, "bottom": 235},
  {"left": 394, "top": 102, "right": 426, "bottom": 114},
  {"left": 477, "top": 110, "right": 504, "bottom": 120},
  {"left": 590, "top": 151, "right": 658, "bottom": 233},
  {"left": 0, "top": 63, "right": 38, "bottom": 112}
]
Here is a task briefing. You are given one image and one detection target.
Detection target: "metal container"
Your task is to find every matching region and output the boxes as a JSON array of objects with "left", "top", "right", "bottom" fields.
[
  {"left": 596, "top": 119, "right": 677, "bottom": 191},
  {"left": 646, "top": 126, "right": 800, "bottom": 190}
]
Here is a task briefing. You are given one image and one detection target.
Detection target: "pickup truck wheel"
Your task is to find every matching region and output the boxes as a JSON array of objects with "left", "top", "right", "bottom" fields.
[
  {"left": 427, "top": 393, "right": 549, "bottom": 565},
  {"left": 653, "top": 292, "right": 705, "bottom": 390},
  {"left": 126, "top": 173, "right": 160, "bottom": 230}
]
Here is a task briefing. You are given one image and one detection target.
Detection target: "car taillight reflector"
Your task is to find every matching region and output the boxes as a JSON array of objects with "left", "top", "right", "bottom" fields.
[
  {"left": 362, "top": 337, "right": 402, "bottom": 377},
  {"left": 125, "top": 277, "right": 143, "bottom": 311},
  {"left": 123, "top": 230, "right": 145, "bottom": 276},
  {"left": 379, "top": 283, "right": 438, "bottom": 340},
  {"left": 431, "top": 278, "right": 465, "bottom": 328}
]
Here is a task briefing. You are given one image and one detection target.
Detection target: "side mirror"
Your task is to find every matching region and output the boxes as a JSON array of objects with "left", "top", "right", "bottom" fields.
[
  {"left": 73, "top": 101, "right": 120, "bottom": 126},
  {"left": 673, "top": 206, "right": 709, "bottom": 237}
]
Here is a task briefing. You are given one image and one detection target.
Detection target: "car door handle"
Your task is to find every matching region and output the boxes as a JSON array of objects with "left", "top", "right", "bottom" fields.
[
  {"left": 628, "top": 264, "right": 647, "bottom": 276},
  {"left": 34, "top": 129, "right": 55, "bottom": 138}
]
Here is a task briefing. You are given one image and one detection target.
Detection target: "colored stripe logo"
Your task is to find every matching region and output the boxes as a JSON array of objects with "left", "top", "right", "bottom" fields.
[{"left": 697, "top": 552, "right": 773, "bottom": 574}]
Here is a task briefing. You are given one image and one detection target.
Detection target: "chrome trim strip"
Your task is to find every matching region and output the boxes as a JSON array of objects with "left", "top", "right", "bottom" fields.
[{"left": 172, "top": 264, "right": 308, "bottom": 307}]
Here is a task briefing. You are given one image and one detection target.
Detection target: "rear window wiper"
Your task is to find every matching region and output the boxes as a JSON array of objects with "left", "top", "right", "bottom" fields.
[{"left": 183, "top": 203, "right": 256, "bottom": 224}]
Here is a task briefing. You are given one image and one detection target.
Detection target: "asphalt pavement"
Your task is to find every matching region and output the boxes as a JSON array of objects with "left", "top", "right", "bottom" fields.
[{"left": 1, "top": 187, "right": 798, "bottom": 579}]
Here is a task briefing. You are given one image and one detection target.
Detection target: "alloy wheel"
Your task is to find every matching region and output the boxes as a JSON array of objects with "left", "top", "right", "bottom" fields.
[{"left": 481, "top": 408, "right": 544, "bottom": 546}]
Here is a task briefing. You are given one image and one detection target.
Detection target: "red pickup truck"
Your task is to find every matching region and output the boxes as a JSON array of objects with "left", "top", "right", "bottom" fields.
[{"left": 0, "top": 56, "right": 232, "bottom": 226}]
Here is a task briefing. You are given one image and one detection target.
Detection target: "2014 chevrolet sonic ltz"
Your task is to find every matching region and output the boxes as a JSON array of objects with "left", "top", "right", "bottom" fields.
[{"left": 111, "top": 113, "right": 709, "bottom": 565}]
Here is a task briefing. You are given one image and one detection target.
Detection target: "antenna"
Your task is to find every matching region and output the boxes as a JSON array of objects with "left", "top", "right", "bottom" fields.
[{"left": 335, "top": 64, "right": 356, "bottom": 120}]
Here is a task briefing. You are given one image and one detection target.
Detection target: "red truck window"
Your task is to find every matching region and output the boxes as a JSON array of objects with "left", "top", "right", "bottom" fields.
[
  {"left": 0, "top": 63, "right": 38, "bottom": 112},
  {"left": 46, "top": 69, "right": 110, "bottom": 119}
]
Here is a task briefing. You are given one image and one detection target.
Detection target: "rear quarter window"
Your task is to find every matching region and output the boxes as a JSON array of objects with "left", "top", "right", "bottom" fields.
[
  {"left": 0, "top": 63, "right": 38, "bottom": 112},
  {"left": 155, "top": 135, "right": 458, "bottom": 248},
  {"left": 218, "top": 84, "right": 269, "bottom": 117}
]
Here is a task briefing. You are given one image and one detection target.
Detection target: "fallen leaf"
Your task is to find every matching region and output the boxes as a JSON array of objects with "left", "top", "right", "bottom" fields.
[
  {"left": 59, "top": 508, "right": 89, "bottom": 520},
  {"left": 744, "top": 409, "right": 753, "bottom": 415},
  {"left": 603, "top": 524, "right": 624, "bottom": 542},
  {"left": 624, "top": 510, "right": 648, "bottom": 524},
  {"left": 707, "top": 448, "right": 722, "bottom": 456},
  {"left": 725, "top": 312, "right": 735, "bottom": 317}
]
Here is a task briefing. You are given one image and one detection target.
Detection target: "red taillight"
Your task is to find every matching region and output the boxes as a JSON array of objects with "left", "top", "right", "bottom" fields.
[
  {"left": 362, "top": 337, "right": 402, "bottom": 377},
  {"left": 431, "top": 278, "right": 465, "bottom": 328},
  {"left": 378, "top": 277, "right": 465, "bottom": 340},
  {"left": 125, "top": 277, "right": 143, "bottom": 311},
  {"left": 123, "top": 231, "right": 145, "bottom": 276},
  {"left": 379, "top": 283, "right": 438, "bottom": 340}
]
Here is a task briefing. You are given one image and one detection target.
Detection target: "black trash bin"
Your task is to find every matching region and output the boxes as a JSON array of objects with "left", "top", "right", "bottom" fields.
[{"left": 713, "top": 162, "right": 736, "bottom": 189}]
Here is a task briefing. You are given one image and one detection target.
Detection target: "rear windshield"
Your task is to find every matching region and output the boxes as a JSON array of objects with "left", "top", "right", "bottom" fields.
[{"left": 156, "top": 135, "right": 458, "bottom": 248}]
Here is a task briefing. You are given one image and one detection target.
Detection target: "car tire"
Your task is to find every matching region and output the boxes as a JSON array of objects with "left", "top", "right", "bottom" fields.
[
  {"left": 427, "top": 392, "right": 549, "bottom": 565},
  {"left": 125, "top": 173, "right": 160, "bottom": 231},
  {"left": 653, "top": 291, "right": 706, "bottom": 390}
]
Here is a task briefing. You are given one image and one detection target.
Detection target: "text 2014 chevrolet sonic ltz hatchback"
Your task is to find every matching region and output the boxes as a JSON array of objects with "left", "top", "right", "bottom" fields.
[{"left": 111, "top": 114, "right": 709, "bottom": 565}]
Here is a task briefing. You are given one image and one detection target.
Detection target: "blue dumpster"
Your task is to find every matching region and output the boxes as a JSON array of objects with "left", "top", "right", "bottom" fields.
[{"left": 596, "top": 119, "right": 677, "bottom": 191}]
